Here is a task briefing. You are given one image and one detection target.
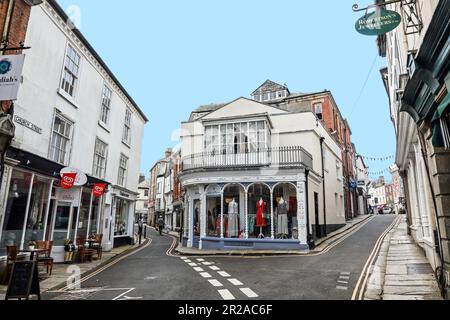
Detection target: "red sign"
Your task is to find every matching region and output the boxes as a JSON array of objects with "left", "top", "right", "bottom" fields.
[
  {"left": 93, "top": 183, "right": 107, "bottom": 197},
  {"left": 61, "top": 173, "right": 77, "bottom": 189}
]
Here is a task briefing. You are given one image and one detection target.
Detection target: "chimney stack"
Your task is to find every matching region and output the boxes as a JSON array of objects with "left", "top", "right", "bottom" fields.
[{"left": 165, "top": 148, "right": 173, "bottom": 159}]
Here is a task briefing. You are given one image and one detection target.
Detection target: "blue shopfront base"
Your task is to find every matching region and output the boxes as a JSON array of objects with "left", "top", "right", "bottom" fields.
[{"left": 182, "top": 236, "right": 309, "bottom": 251}]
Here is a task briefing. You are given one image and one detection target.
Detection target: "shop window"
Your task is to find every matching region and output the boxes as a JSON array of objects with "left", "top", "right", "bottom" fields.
[
  {"left": 115, "top": 198, "right": 129, "bottom": 236},
  {"left": 222, "top": 184, "right": 245, "bottom": 238},
  {"left": 0, "top": 170, "right": 33, "bottom": 254},
  {"left": 193, "top": 199, "right": 201, "bottom": 237},
  {"left": 247, "top": 184, "right": 271, "bottom": 239},
  {"left": 24, "top": 176, "right": 53, "bottom": 245},
  {"left": 273, "top": 184, "right": 297, "bottom": 239}
]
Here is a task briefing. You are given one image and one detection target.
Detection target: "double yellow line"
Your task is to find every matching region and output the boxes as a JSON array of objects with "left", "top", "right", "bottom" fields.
[{"left": 351, "top": 216, "right": 400, "bottom": 300}]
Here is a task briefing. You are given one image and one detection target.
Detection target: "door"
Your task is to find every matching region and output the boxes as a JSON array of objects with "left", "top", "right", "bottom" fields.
[
  {"left": 52, "top": 202, "right": 72, "bottom": 246},
  {"left": 314, "top": 193, "right": 321, "bottom": 238}
]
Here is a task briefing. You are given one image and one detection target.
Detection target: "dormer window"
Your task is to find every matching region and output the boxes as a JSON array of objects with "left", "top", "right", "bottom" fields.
[{"left": 314, "top": 103, "right": 323, "bottom": 120}]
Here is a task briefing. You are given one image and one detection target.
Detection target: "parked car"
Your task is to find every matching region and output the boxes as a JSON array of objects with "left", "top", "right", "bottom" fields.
[{"left": 383, "top": 207, "right": 393, "bottom": 215}]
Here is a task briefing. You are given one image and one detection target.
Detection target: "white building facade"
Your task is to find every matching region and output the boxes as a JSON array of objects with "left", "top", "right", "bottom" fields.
[
  {"left": 136, "top": 179, "right": 150, "bottom": 222},
  {"left": 355, "top": 155, "right": 369, "bottom": 215},
  {"left": 0, "top": 0, "right": 147, "bottom": 263},
  {"left": 179, "top": 97, "right": 345, "bottom": 250}
]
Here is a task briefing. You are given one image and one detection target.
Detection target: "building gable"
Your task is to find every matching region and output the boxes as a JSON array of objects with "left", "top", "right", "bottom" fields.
[{"left": 200, "top": 97, "right": 288, "bottom": 121}]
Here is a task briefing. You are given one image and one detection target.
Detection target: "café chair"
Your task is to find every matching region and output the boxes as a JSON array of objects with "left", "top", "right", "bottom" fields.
[
  {"left": 76, "top": 237, "right": 94, "bottom": 263},
  {"left": 91, "top": 234, "right": 103, "bottom": 259},
  {"left": 36, "top": 241, "right": 54, "bottom": 276}
]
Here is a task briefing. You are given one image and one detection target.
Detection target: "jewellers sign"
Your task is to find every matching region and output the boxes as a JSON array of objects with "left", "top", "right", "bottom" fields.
[
  {"left": 355, "top": 8, "right": 401, "bottom": 36},
  {"left": 0, "top": 54, "right": 25, "bottom": 100}
]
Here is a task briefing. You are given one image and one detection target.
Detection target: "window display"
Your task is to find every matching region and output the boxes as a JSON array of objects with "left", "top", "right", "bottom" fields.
[
  {"left": 115, "top": 198, "right": 129, "bottom": 236},
  {"left": 206, "top": 197, "right": 220, "bottom": 237},
  {"left": 273, "top": 184, "right": 297, "bottom": 239},
  {"left": 247, "top": 184, "right": 271, "bottom": 239},
  {"left": 227, "top": 199, "right": 239, "bottom": 238}
]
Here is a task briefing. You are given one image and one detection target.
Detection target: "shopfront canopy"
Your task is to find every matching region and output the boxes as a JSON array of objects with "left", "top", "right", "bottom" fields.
[{"left": 432, "top": 93, "right": 450, "bottom": 149}]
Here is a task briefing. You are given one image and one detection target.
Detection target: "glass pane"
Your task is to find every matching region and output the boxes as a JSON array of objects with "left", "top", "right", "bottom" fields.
[
  {"left": 24, "top": 176, "right": 52, "bottom": 244},
  {"left": 77, "top": 188, "right": 92, "bottom": 239},
  {"left": 0, "top": 170, "right": 33, "bottom": 254},
  {"left": 53, "top": 203, "right": 71, "bottom": 246},
  {"left": 115, "top": 198, "right": 129, "bottom": 236},
  {"left": 89, "top": 196, "right": 101, "bottom": 235}
]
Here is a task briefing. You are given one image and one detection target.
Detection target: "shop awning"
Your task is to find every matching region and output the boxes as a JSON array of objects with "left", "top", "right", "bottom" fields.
[{"left": 432, "top": 93, "right": 450, "bottom": 149}]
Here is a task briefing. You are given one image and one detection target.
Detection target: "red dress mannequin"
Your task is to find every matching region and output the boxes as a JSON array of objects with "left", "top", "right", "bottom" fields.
[{"left": 256, "top": 199, "right": 267, "bottom": 227}]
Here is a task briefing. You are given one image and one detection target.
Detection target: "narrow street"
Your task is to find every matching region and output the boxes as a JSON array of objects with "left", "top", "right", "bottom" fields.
[{"left": 45, "top": 215, "right": 396, "bottom": 300}]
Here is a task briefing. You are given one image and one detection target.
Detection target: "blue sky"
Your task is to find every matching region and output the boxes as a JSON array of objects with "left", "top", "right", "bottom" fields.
[{"left": 58, "top": 0, "right": 396, "bottom": 180}]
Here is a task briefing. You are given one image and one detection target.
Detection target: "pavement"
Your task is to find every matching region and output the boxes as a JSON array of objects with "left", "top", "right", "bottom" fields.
[
  {"left": 0, "top": 239, "right": 147, "bottom": 300},
  {"left": 364, "top": 216, "right": 443, "bottom": 300},
  {"left": 176, "top": 214, "right": 374, "bottom": 256},
  {"left": 41, "top": 215, "right": 398, "bottom": 300}
]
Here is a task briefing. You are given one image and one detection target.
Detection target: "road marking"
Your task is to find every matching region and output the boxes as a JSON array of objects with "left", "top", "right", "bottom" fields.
[
  {"left": 240, "top": 288, "right": 258, "bottom": 298},
  {"left": 112, "top": 288, "right": 135, "bottom": 301},
  {"left": 180, "top": 257, "right": 187, "bottom": 260},
  {"left": 228, "top": 279, "right": 243, "bottom": 286},
  {"left": 185, "top": 260, "right": 192, "bottom": 263},
  {"left": 336, "top": 286, "right": 348, "bottom": 291},
  {"left": 339, "top": 276, "right": 350, "bottom": 280},
  {"left": 188, "top": 263, "right": 198, "bottom": 267},
  {"left": 202, "top": 262, "right": 214, "bottom": 266},
  {"left": 208, "top": 280, "right": 224, "bottom": 287},
  {"left": 145, "top": 276, "right": 157, "bottom": 280},
  {"left": 194, "top": 267, "right": 205, "bottom": 272},
  {"left": 338, "top": 280, "right": 348, "bottom": 284},
  {"left": 341, "top": 272, "right": 351, "bottom": 276},
  {"left": 200, "top": 272, "right": 212, "bottom": 278},
  {"left": 119, "top": 295, "right": 143, "bottom": 300},
  {"left": 218, "top": 289, "right": 235, "bottom": 300},
  {"left": 210, "top": 266, "right": 220, "bottom": 271},
  {"left": 218, "top": 271, "right": 231, "bottom": 278},
  {"left": 196, "top": 259, "right": 205, "bottom": 262}
]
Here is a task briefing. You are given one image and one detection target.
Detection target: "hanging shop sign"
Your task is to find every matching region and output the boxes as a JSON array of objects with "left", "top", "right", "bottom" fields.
[
  {"left": 0, "top": 54, "right": 25, "bottom": 100},
  {"left": 60, "top": 167, "right": 87, "bottom": 186},
  {"left": 60, "top": 173, "right": 77, "bottom": 189},
  {"left": 355, "top": 8, "right": 401, "bottom": 36},
  {"left": 93, "top": 183, "right": 107, "bottom": 197}
]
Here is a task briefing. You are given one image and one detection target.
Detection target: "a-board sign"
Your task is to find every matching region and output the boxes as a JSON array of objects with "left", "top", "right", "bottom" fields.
[{"left": 5, "top": 261, "right": 41, "bottom": 300}]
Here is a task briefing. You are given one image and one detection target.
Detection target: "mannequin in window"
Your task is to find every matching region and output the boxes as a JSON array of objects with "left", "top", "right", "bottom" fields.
[
  {"left": 277, "top": 197, "right": 289, "bottom": 239},
  {"left": 228, "top": 198, "right": 239, "bottom": 238},
  {"left": 256, "top": 197, "right": 267, "bottom": 238}
]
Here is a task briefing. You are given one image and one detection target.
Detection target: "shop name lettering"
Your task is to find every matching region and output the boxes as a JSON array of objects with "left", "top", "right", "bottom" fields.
[
  {"left": 0, "top": 75, "right": 19, "bottom": 84},
  {"left": 358, "top": 13, "right": 399, "bottom": 30},
  {"left": 14, "top": 116, "right": 42, "bottom": 134}
]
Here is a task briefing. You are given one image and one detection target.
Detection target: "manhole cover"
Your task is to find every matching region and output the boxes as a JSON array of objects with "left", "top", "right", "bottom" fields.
[{"left": 407, "top": 263, "right": 433, "bottom": 275}]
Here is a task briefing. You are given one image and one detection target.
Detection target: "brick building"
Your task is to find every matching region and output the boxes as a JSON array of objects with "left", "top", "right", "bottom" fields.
[{"left": 255, "top": 80, "right": 359, "bottom": 221}]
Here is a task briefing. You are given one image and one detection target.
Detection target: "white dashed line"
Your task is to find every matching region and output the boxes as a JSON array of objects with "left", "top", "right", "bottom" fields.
[
  {"left": 184, "top": 260, "right": 192, "bottom": 263},
  {"left": 339, "top": 276, "right": 350, "bottom": 280},
  {"left": 208, "top": 280, "right": 223, "bottom": 287},
  {"left": 218, "top": 271, "right": 231, "bottom": 278},
  {"left": 202, "top": 262, "right": 214, "bottom": 266},
  {"left": 196, "top": 259, "right": 205, "bottom": 262},
  {"left": 341, "top": 272, "right": 351, "bottom": 276},
  {"left": 336, "top": 286, "right": 348, "bottom": 291},
  {"left": 194, "top": 267, "right": 204, "bottom": 272},
  {"left": 218, "top": 289, "right": 235, "bottom": 300},
  {"left": 188, "top": 263, "right": 198, "bottom": 267},
  {"left": 338, "top": 280, "right": 349, "bottom": 284},
  {"left": 240, "top": 288, "right": 258, "bottom": 298},
  {"left": 200, "top": 273, "right": 212, "bottom": 278},
  {"left": 209, "top": 266, "right": 220, "bottom": 271},
  {"left": 228, "top": 279, "right": 243, "bottom": 286},
  {"left": 180, "top": 257, "right": 187, "bottom": 260}
]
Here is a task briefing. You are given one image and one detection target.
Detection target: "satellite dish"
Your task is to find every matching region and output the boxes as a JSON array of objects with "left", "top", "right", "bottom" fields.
[{"left": 60, "top": 167, "right": 88, "bottom": 186}]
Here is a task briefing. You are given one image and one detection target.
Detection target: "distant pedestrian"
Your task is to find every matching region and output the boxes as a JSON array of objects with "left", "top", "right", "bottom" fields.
[{"left": 157, "top": 215, "right": 164, "bottom": 236}]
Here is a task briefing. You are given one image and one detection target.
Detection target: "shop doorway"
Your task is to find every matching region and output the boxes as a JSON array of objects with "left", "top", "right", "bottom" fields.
[{"left": 52, "top": 202, "right": 72, "bottom": 246}]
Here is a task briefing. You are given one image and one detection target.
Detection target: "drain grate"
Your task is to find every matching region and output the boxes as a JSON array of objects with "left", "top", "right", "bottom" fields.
[{"left": 406, "top": 263, "right": 433, "bottom": 275}]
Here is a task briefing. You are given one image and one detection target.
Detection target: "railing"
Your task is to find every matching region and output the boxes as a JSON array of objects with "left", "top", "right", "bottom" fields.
[{"left": 182, "top": 146, "right": 313, "bottom": 171}]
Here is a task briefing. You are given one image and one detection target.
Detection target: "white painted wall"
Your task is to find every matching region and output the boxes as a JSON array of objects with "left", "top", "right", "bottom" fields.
[{"left": 13, "top": 4, "right": 146, "bottom": 193}]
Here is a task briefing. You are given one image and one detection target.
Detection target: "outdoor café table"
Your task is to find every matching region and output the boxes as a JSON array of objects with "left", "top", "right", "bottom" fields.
[{"left": 20, "top": 249, "right": 47, "bottom": 261}]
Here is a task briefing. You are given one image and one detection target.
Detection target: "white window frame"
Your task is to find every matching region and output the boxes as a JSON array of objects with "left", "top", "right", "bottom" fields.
[
  {"left": 118, "top": 153, "right": 129, "bottom": 187},
  {"left": 92, "top": 138, "right": 108, "bottom": 179},
  {"left": 122, "top": 109, "right": 132, "bottom": 146},
  {"left": 314, "top": 103, "right": 323, "bottom": 120},
  {"left": 99, "top": 85, "right": 112, "bottom": 126},
  {"left": 60, "top": 44, "right": 81, "bottom": 97},
  {"left": 49, "top": 111, "right": 74, "bottom": 166}
]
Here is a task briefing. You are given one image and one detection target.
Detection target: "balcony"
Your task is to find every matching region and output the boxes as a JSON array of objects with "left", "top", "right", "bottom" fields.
[{"left": 182, "top": 146, "right": 313, "bottom": 172}]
